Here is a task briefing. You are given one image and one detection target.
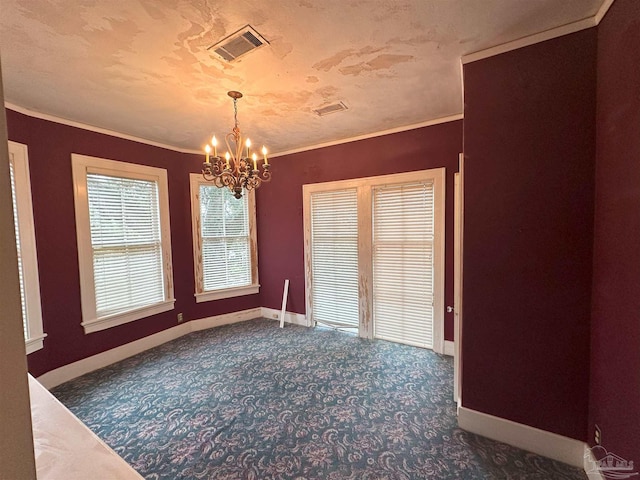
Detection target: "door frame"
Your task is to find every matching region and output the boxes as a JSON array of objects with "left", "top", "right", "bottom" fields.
[{"left": 454, "top": 154, "right": 464, "bottom": 405}]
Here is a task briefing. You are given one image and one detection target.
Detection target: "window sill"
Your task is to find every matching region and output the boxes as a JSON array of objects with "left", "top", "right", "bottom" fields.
[
  {"left": 81, "top": 299, "right": 175, "bottom": 334},
  {"left": 195, "top": 284, "right": 260, "bottom": 303},
  {"left": 26, "top": 333, "right": 47, "bottom": 354}
]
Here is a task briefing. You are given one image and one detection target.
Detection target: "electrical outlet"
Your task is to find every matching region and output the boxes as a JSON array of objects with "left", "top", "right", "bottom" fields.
[
  {"left": 177, "top": 312, "right": 184, "bottom": 323},
  {"left": 272, "top": 313, "right": 279, "bottom": 319},
  {"left": 594, "top": 424, "right": 602, "bottom": 445}
]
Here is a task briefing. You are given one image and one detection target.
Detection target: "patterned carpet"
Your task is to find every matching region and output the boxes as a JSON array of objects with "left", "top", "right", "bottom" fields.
[{"left": 52, "top": 319, "right": 587, "bottom": 479}]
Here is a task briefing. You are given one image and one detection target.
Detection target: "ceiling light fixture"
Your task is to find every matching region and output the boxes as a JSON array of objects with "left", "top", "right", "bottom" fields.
[{"left": 202, "top": 91, "right": 271, "bottom": 199}]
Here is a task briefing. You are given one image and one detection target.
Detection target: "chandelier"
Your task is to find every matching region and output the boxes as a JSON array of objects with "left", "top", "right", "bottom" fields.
[{"left": 202, "top": 91, "right": 271, "bottom": 199}]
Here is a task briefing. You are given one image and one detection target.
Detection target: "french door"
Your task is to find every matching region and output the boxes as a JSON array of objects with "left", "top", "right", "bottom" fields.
[{"left": 303, "top": 169, "right": 445, "bottom": 352}]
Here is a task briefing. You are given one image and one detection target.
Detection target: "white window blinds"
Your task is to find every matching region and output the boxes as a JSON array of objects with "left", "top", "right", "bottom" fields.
[
  {"left": 373, "top": 181, "right": 435, "bottom": 348},
  {"left": 87, "top": 174, "right": 165, "bottom": 317},
  {"left": 199, "top": 185, "right": 251, "bottom": 291},
  {"left": 310, "top": 189, "right": 359, "bottom": 328},
  {"left": 9, "top": 161, "right": 29, "bottom": 340}
]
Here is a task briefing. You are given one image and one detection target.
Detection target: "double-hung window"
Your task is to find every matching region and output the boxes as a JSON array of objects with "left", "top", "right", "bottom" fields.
[
  {"left": 8, "top": 141, "right": 46, "bottom": 353},
  {"left": 72, "top": 154, "right": 174, "bottom": 334},
  {"left": 189, "top": 174, "right": 259, "bottom": 302}
]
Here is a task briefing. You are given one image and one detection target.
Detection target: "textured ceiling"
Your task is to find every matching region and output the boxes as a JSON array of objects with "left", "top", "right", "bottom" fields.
[{"left": 0, "top": 0, "right": 604, "bottom": 154}]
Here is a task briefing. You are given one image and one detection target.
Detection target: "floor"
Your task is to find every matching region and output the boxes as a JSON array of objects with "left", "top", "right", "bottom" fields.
[{"left": 52, "top": 319, "right": 588, "bottom": 479}]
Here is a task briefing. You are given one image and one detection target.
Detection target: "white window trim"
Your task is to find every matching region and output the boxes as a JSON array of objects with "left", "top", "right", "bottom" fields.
[
  {"left": 8, "top": 141, "right": 46, "bottom": 353},
  {"left": 303, "top": 168, "right": 446, "bottom": 354},
  {"left": 189, "top": 174, "right": 259, "bottom": 303},
  {"left": 71, "top": 154, "right": 175, "bottom": 334}
]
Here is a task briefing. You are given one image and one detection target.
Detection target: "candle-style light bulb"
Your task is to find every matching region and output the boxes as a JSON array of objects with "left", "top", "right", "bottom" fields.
[
  {"left": 211, "top": 136, "right": 217, "bottom": 157},
  {"left": 204, "top": 144, "right": 211, "bottom": 164},
  {"left": 261, "top": 146, "right": 268, "bottom": 166},
  {"left": 245, "top": 138, "right": 251, "bottom": 158},
  {"left": 225, "top": 151, "right": 230, "bottom": 169},
  {"left": 252, "top": 152, "right": 258, "bottom": 171}
]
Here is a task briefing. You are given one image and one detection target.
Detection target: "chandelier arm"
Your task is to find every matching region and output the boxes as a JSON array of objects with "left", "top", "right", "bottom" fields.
[
  {"left": 224, "top": 131, "right": 240, "bottom": 163},
  {"left": 246, "top": 176, "right": 261, "bottom": 191},
  {"left": 220, "top": 172, "right": 237, "bottom": 188},
  {"left": 259, "top": 168, "right": 272, "bottom": 183},
  {"left": 213, "top": 158, "right": 226, "bottom": 175}
]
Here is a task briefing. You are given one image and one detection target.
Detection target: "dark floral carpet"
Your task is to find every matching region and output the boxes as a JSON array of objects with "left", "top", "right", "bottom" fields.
[{"left": 52, "top": 319, "right": 587, "bottom": 479}]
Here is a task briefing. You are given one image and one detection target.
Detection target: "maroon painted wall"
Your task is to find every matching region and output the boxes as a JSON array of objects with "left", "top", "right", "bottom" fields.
[
  {"left": 7, "top": 110, "right": 260, "bottom": 377},
  {"left": 462, "top": 30, "right": 597, "bottom": 441},
  {"left": 589, "top": 0, "right": 640, "bottom": 461},
  {"left": 256, "top": 121, "right": 463, "bottom": 341}
]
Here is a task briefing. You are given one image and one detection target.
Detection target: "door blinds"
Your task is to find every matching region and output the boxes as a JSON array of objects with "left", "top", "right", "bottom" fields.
[
  {"left": 310, "top": 189, "right": 359, "bottom": 329},
  {"left": 86, "top": 174, "right": 165, "bottom": 317},
  {"left": 199, "top": 185, "right": 251, "bottom": 291},
  {"left": 373, "top": 181, "right": 435, "bottom": 348}
]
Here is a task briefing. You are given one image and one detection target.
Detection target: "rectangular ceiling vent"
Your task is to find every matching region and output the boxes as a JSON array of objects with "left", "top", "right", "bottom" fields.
[
  {"left": 208, "top": 25, "right": 269, "bottom": 62},
  {"left": 313, "top": 102, "right": 348, "bottom": 117}
]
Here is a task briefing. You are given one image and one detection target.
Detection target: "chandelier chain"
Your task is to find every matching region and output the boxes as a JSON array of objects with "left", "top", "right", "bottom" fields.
[{"left": 233, "top": 97, "right": 239, "bottom": 130}]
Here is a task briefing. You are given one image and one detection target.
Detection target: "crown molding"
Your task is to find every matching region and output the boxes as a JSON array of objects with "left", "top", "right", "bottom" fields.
[
  {"left": 4, "top": 102, "right": 202, "bottom": 155},
  {"left": 462, "top": 0, "right": 615, "bottom": 65},
  {"left": 462, "top": 17, "right": 596, "bottom": 65},
  {"left": 594, "top": 0, "right": 615, "bottom": 25},
  {"left": 270, "top": 113, "right": 464, "bottom": 159},
  {"left": 5, "top": 101, "right": 461, "bottom": 159}
]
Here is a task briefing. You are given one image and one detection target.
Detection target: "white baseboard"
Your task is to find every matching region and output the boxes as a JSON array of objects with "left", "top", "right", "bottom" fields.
[
  {"left": 444, "top": 340, "right": 455, "bottom": 356},
  {"left": 458, "top": 406, "right": 586, "bottom": 468},
  {"left": 37, "top": 307, "right": 262, "bottom": 389},
  {"left": 37, "top": 323, "right": 189, "bottom": 390},
  {"left": 190, "top": 307, "right": 262, "bottom": 331},
  {"left": 583, "top": 444, "right": 606, "bottom": 480},
  {"left": 261, "top": 307, "right": 309, "bottom": 327}
]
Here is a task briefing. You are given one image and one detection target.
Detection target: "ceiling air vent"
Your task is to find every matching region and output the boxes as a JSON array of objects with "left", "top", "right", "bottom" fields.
[
  {"left": 208, "top": 25, "right": 269, "bottom": 62},
  {"left": 313, "top": 102, "right": 348, "bottom": 117}
]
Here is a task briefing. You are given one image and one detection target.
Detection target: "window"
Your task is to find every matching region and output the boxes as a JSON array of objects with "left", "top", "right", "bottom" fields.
[
  {"left": 189, "top": 175, "right": 259, "bottom": 302},
  {"left": 303, "top": 169, "right": 445, "bottom": 352},
  {"left": 72, "top": 154, "right": 174, "bottom": 334},
  {"left": 8, "top": 141, "right": 46, "bottom": 353}
]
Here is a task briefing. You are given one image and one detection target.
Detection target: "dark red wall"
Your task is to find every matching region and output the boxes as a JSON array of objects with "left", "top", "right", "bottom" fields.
[
  {"left": 462, "top": 30, "right": 597, "bottom": 441},
  {"left": 7, "top": 110, "right": 260, "bottom": 377},
  {"left": 256, "top": 121, "right": 463, "bottom": 341},
  {"left": 590, "top": 0, "right": 640, "bottom": 461}
]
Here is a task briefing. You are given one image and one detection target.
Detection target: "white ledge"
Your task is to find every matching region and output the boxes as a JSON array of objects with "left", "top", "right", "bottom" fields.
[
  {"left": 81, "top": 299, "right": 175, "bottom": 334},
  {"left": 26, "top": 333, "right": 47, "bottom": 354},
  {"left": 195, "top": 284, "right": 260, "bottom": 302}
]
